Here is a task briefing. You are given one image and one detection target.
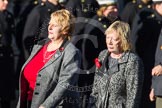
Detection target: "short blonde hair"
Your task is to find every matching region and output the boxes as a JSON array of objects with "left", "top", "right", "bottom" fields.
[
  {"left": 105, "top": 21, "right": 132, "bottom": 52},
  {"left": 50, "top": 9, "right": 75, "bottom": 39}
]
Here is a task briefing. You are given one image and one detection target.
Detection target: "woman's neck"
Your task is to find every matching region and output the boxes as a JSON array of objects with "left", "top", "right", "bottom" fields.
[
  {"left": 110, "top": 52, "right": 122, "bottom": 59},
  {"left": 47, "top": 39, "right": 63, "bottom": 51}
]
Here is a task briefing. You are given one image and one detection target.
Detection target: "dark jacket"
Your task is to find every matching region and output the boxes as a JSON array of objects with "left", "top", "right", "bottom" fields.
[
  {"left": 17, "top": 39, "right": 81, "bottom": 108},
  {"left": 152, "top": 29, "right": 162, "bottom": 96},
  {"left": 65, "top": 0, "right": 99, "bottom": 35},
  {"left": 131, "top": 8, "right": 162, "bottom": 98},
  {"left": 120, "top": 0, "right": 152, "bottom": 28},
  {"left": 0, "top": 10, "right": 15, "bottom": 100},
  {"left": 89, "top": 50, "right": 144, "bottom": 108}
]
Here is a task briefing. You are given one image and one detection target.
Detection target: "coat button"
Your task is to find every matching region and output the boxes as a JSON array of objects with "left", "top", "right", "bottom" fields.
[
  {"left": 0, "top": 53, "right": 3, "bottom": 57},
  {"left": 38, "top": 74, "right": 41, "bottom": 77},
  {"left": 34, "top": 92, "right": 39, "bottom": 95},
  {"left": 36, "top": 83, "right": 40, "bottom": 86},
  {"left": 48, "top": 9, "right": 51, "bottom": 12}
]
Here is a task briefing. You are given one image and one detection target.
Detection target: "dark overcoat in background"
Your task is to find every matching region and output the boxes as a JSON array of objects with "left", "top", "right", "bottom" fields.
[
  {"left": 131, "top": 7, "right": 162, "bottom": 108},
  {"left": 0, "top": 10, "right": 15, "bottom": 101},
  {"left": 152, "top": 29, "right": 162, "bottom": 97}
]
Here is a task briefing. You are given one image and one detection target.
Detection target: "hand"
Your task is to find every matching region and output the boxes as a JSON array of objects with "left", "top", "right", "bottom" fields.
[
  {"left": 152, "top": 65, "right": 162, "bottom": 76},
  {"left": 149, "top": 89, "right": 156, "bottom": 101},
  {"left": 39, "top": 106, "right": 45, "bottom": 108}
]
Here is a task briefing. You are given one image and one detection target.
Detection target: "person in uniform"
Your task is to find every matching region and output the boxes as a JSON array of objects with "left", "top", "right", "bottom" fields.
[
  {"left": 120, "top": 0, "right": 152, "bottom": 28},
  {"left": 22, "top": 0, "right": 63, "bottom": 59},
  {"left": 149, "top": 29, "right": 162, "bottom": 108},
  {"left": 65, "top": 0, "right": 99, "bottom": 36},
  {"left": 131, "top": 0, "right": 162, "bottom": 108},
  {"left": 0, "top": 0, "right": 16, "bottom": 108}
]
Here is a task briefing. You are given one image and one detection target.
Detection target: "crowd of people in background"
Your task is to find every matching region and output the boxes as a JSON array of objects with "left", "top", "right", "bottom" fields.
[{"left": 0, "top": 0, "right": 162, "bottom": 108}]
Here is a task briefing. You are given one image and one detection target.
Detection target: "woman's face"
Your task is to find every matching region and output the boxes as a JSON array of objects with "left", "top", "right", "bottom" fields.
[
  {"left": 48, "top": 19, "right": 62, "bottom": 41},
  {"left": 106, "top": 30, "right": 121, "bottom": 54},
  {"left": 0, "top": 0, "right": 8, "bottom": 11}
]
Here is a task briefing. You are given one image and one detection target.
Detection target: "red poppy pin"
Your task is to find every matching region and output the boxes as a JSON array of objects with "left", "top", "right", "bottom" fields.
[
  {"left": 94, "top": 58, "right": 101, "bottom": 69},
  {"left": 59, "top": 47, "right": 64, "bottom": 52}
]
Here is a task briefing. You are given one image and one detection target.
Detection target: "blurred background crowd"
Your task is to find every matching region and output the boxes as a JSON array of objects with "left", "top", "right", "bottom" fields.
[{"left": 0, "top": 0, "right": 162, "bottom": 108}]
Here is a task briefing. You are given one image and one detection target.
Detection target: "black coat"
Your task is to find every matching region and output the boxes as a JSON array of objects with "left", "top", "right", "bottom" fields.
[
  {"left": 131, "top": 8, "right": 162, "bottom": 108},
  {"left": 0, "top": 10, "right": 15, "bottom": 100},
  {"left": 23, "top": 1, "right": 63, "bottom": 58},
  {"left": 65, "top": 0, "right": 99, "bottom": 35},
  {"left": 152, "top": 29, "right": 162, "bottom": 96},
  {"left": 120, "top": 0, "right": 152, "bottom": 28}
]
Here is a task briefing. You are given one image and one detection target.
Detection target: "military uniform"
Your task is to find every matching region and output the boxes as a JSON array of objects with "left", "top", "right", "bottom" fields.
[
  {"left": 120, "top": 0, "right": 152, "bottom": 28},
  {"left": 0, "top": 10, "right": 15, "bottom": 108},
  {"left": 131, "top": 7, "right": 162, "bottom": 108},
  {"left": 152, "top": 29, "right": 162, "bottom": 97},
  {"left": 65, "top": 0, "right": 99, "bottom": 35},
  {"left": 22, "top": 1, "right": 63, "bottom": 58},
  {"left": 151, "top": 29, "right": 162, "bottom": 108}
]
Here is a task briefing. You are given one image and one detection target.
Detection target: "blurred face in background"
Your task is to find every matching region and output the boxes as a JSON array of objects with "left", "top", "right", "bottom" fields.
[
  {"left": 142, "top": 0, "right": 151, "bottom": 4},
  {"left": 103, "top": 5, "right": 118, "bottom": 18},
  {"left": 155, "top": 2, "right": 162, "bottom": 16},
  {"left": 0, "top": 0, "right": 8, "bottom": 11}
]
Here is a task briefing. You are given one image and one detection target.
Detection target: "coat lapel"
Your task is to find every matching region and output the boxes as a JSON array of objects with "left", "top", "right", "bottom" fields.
[
  {"left": 39, "top": 39, "right": 70, "bottom": 71},
  {"left": 40, "top": 49, "right": 62, "bottom": 71},
  {"left": 21, "top": 39, "right": 50, "bottom": 71},
  {"left": 108, "top": 51, "right": 130, "bottom": 75}
]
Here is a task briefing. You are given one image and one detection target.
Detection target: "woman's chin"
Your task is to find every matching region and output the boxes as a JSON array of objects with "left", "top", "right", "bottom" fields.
[{"left": 48, "top": 35, "right": 54, "bottom": 39}]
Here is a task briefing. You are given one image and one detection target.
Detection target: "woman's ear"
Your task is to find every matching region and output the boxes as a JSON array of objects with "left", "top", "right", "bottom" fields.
[{"left": 62, "top": 31, "right": 68, "bottom": 35}]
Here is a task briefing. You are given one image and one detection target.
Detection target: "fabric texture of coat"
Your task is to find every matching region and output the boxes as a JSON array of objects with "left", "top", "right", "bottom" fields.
[
  {"left": 89, "top": 50, "right": 144, "bottom": 108},
  {"left": 17, "top": 39, "right": 81, "bottom": 108}
]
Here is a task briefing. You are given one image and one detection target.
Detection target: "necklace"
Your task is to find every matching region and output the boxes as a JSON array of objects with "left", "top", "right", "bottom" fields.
[
  {"left": 43, "top": 45, "right": 56, "bottom": 63},
  {"left": 43, "top": 50, "right": 55, "bottom": 62}
]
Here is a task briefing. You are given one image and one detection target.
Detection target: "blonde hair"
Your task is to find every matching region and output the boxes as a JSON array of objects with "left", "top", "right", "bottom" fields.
[
  {"left": 50, "top": 9, "right": 75, "bottom": 40},
  {"left": 105, "top": 21, "right": 132, "bottom": 52}
]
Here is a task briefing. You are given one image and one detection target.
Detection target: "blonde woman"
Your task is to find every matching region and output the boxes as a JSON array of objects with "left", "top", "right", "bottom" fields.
[
  {"left": 17, "top": 9, "right": 81, "bottom": 108},
  {"left": 89, "top": 21, "right": 144, "bottom": 108}
]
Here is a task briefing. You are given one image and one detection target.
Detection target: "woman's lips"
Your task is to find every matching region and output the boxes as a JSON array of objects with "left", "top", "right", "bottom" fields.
[{"left": 48, "top": 32, "right": 53, "bottom": 34}]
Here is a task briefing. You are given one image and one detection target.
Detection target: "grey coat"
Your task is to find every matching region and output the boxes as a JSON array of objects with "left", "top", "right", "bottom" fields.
[
  {"left": 89, "top": 50, "right": 144, "bottom": 108},
  {"left": 17, "top": 39, "right": 81, "bottom": 108}
]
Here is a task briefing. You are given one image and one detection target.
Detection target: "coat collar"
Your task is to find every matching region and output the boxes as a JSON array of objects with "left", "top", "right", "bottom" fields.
[
  {"left": 98, "top": 51, "right": 130, "bottom": 76},
  {"left": 40, "top": 38, "right": 69, "bottom": 70},
  {"left": 21, "top": 38, "right": 69, "bottom": 72}
]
